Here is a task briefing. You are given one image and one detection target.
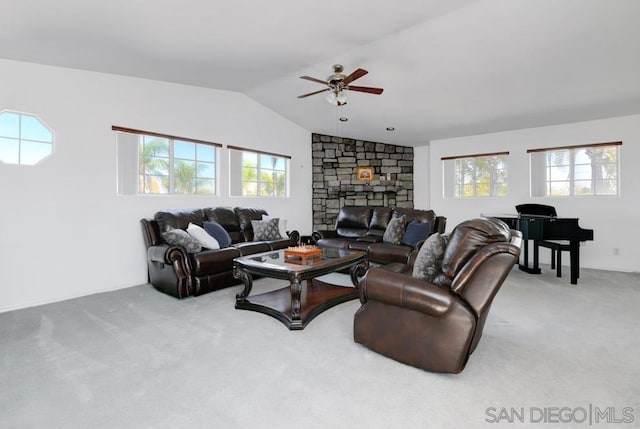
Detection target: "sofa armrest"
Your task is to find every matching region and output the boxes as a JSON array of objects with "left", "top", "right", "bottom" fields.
[
  {"left": 313, "top": 229, "right": 338, "bottom": 241},
  {"left": 287, "top": 230, "right": 300, "bottom": 244},
  {"left": 434, "top": 216, "right": 447, "bottom": 234},
  {"left": 147, "top": 243, "right": 184, "bottom": 263},
  {"left": 360, "top": 267, "right": 453, "bottom": 317}
]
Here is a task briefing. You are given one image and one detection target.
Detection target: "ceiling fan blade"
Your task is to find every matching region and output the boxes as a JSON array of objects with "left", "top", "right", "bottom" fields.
[
  {"left": 300, "top": 75, "right": 328, "bottom": 85},
  {"left": 342, "top": 68, "right": 368, "bottom": 85},
  {"left": 297, "top": 88, "right": 330, "bottom": 98},
  {"left": 345, "top": 85, "right": 384, "bottom": 95}
]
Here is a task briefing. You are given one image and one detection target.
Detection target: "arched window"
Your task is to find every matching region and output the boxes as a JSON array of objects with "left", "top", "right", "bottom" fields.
[{"left": 0, "top": 110, "right": 54, "bottom": 165}]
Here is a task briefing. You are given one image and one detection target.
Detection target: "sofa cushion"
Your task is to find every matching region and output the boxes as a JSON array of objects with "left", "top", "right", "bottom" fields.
[
  {"left": 335, "top": 228, "right": 368, "bottom": 238},
  {"left": 335, "top": 207, "right": 372, "bottom": 233},
  {"left": 369, "top": 207, "right": 393, "bottom": 230},
  {"left": 412, "top": 233, "right": 449, "bottom": 284},
  {"left": 187, "top": 223, "right": 220, "bottom": 249},
  {"left": 383, "top": 215, "right": 407, "bottom": 245},
  {"left": 190, "top": 247, "right": 241, "bottom": 275},
  {"left": 368, "top": 242, "right": 413, "bottom": 265},
  {"left": 402, "top": 220, "right": 432, "bottom": 247},
  {"left": 366, "top": 229, "right": 384, "bottom": 239},
  {"left": 232, "top": 241, "right": 272, "bottom": 256},
  {"left": 155, "top": 208, "right": 205, "bottom": 232},
  {"left": 393, "top": 208, "right": 435, "bottom": 224},
  {"left": 263, "top": 215, "right": 288, "bottom": 238},
  {"left": 266, "top": 238, "right": 295, "bottom": 251},
  {"left": 251, "top": 218, "right": 282, "bottom": 241},
  {"left": 162, "top": 229, "right": 202, "bottom": 253},
  {"left": 316, "top": 237, "right": 354, "bottom": 250},
  {"left": 203, "top": 220, "right": 232, "bottom": 248},
  {"left": 347, "top": 241, "right": 370, "bottom": 252},
  {"left": 204, "top": 207, "right": 243, "bottom": 243},
  {"left": 235, "top": 207, "right": 268, "bottom": 234}
]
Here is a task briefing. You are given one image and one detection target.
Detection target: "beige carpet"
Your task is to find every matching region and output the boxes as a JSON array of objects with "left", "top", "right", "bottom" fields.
[{"left": 1, "top": 266, "right": 638, "bottom": 428}]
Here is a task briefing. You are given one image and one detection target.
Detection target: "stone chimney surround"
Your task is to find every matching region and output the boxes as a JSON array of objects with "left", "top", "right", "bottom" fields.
[{"left": 312, "top": 133, "right": 414, "bottom": 231}]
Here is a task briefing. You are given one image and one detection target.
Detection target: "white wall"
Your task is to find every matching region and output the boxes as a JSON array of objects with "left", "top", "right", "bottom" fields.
[
  {"left": 422, "top": 115, "right": 640, "bottom": 273},
  {"left": 0, "top": 59, "right": 312, "bottom": 312}
]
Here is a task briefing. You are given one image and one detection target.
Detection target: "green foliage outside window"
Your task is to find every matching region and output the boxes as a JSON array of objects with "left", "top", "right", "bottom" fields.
[
  {"left": 138, "top": 136, "right": 216, "bottom": 195},
  {"left": 241, "top": 152, "right": 286, "bottom": 197},
  {"left": 454, "top": 155, "right": 508, "bottom": 197},
  {"left": 543, "top": 146, "right": 617, "bottom": 196}
]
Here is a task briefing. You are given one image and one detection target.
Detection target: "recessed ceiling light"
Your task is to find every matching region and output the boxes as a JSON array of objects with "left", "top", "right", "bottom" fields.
[
  {"left": 339, "top": 117, "right": 348, "bottom": 122},
  {"left": 386, "top": 127, "right": 395, "bottom": 131}
]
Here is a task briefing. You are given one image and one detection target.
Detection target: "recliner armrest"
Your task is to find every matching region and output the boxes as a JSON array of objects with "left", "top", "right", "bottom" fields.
[{"left": 360, "top": 267, "right": 453, "bottom": 317}]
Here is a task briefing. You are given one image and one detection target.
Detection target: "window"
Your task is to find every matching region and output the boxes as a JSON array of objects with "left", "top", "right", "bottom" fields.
[
  {"left": 139, "top": 136, "right": 216, "bottom": 195},
  {"left": 529, "top": 142, "right": 620, "bottom": 197},
  {"left": 114, "top": 126, "right": 220, "bottom": 196},
  {"left": 0, "top": 110, "right": 53, "bottom": 165},
  {"left": 229, "top": 146, "right": 289, "bottom": 197},
  {"left": 442, "top": 152, "right": 508, "bottom": 198}
]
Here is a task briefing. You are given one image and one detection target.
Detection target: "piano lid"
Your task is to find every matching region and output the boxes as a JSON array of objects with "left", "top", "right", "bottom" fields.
[{"left": 516, "top": 203, "right": 557, "bottom": 217}]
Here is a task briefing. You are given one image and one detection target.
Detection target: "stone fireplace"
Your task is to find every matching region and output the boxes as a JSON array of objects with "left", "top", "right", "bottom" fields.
[{"left": 312, "top": 133, "right": 414, "bottom": 231}]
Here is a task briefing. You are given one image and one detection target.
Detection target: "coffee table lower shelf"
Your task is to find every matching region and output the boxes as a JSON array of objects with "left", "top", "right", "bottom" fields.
[{"left": 235, "top": 278, "right": 358, "bottom": 330}]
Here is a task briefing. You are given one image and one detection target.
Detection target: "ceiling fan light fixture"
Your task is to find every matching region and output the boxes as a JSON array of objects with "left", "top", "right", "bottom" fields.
[{"left": 326, "top": 90, "right": 347, "bottom": 106}]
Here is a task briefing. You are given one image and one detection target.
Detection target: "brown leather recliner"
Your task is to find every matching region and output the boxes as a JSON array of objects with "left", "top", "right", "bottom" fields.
[{"left": 353, "top": 218, "right": 522, "bottom": 373}]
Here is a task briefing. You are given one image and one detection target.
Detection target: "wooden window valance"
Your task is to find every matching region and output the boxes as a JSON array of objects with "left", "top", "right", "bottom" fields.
[
  {"left": 111, "top": 125, "right": 222, "bottom": 147},
  {"left": 527, "top": 141, "right": 622, "bottom": 154},
  {"left": 227, "top": 145, "right": 291, "bottom": 160},
  {"left": 441, "top": 151, "right": 509, "bottom": 161}
]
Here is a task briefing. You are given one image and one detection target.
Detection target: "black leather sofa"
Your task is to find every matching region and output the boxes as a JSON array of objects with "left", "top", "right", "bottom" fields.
[
  {"left": 313, "top": 206, "right": 446, "bottom": 265},
  {"left": 141, "top": 207, "right": 299, "bottom": 298}
]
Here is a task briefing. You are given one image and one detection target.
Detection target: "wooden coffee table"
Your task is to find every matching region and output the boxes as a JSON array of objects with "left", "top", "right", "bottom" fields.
[{"left": 233, "top": 248, "right": 368, "bottom": 330}]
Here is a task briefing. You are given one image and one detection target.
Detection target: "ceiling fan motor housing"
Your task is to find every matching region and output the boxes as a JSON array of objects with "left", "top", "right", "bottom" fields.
[{"left": 328, "top": 64, "right": 346, "bottom": 86}]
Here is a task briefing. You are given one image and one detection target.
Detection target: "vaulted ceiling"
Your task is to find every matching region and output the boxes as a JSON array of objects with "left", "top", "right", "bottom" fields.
[{"left": 2, "top": 0, "right": 640, "bottom": 146}]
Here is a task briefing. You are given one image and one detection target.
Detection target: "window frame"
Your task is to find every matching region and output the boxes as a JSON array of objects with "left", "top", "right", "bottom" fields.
[
  {"left": 113, "top": 126, "right": 221, "bottom": 196},
  {"left": 528, "top": 141, "right": 621, "bottom": 197},
  {"left": 228, "top": 145, "right": 290, "bottom": 198},
  {"left": 442, "top": 151, "right": 509, "bottom": 198},
  {"left": 0, "top": 110, "right": 54, "bottom": 165}
]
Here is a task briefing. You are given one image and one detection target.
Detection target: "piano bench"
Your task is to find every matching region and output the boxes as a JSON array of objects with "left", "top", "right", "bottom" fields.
[{"left": 538, "top": 240, "right": 571, "bottom": 278}]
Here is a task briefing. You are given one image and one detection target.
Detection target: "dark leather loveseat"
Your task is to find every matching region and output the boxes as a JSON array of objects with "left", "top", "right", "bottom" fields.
[
  {"left": 313, "top": 206, "right": 446, "bottom": 265},
  {"left": 141, "top": 207, "right": 299, "bottom": 298}
]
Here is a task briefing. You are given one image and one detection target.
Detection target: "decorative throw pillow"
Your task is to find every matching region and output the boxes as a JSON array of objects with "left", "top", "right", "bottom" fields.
[
  {"left": 186, "top": 223, "right": 220, "bottom": 250},
  {"left": 383, "top": 215, "right": 407, "bottom": 245},
  {"left": 263, "top": 215, "right": 288, "bottom": 238},
  {"left": 412, "top": 233, "right": 450, "bottom": 283},
  {"left": 402, "top": 220, "right": 432, "bottom": 247},
  {"left": 252, "top": 218, "right": 282, "bottom": 241},
  {"left": 162, "top": 228, "right": 202, "bottom": 253},
  {"left": 203, "top": 221, "right": 232, "bottom": 248}
]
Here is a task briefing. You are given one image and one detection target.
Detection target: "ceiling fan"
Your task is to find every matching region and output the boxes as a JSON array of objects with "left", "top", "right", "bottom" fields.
[{"left": 297, "top": 64, "right": 384, "bottom": 106}]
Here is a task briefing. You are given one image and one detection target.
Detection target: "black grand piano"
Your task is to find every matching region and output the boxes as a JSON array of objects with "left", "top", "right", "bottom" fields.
[{"left": 494, "top": 204, "right": 594, "bottom": 285}]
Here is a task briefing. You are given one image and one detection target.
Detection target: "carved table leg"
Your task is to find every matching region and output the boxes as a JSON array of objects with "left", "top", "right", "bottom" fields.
[
  {"left": 290, "top": 278, "right": 302, "bottom": 323},
  {"left": 350, "top": 260, "right": 369, "bottom": 288},
  {"left": 234, "top": 267, "right": 253, "bottom": 301}
]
